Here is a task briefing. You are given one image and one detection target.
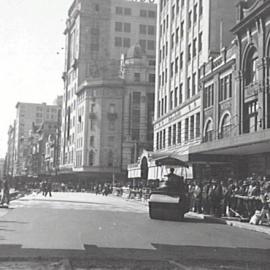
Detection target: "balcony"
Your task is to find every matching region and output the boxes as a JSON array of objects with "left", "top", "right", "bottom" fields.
[{"left": 244, "top": 82, "right": 259, "bottom": 102}]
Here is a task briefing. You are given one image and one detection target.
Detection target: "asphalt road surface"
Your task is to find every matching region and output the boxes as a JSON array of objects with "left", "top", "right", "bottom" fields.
[{"left": 0, "top": 192, "right": 269, "bottom": 269}]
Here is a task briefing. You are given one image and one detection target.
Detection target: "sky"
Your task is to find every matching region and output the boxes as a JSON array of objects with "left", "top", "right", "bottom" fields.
[{"left": 0, "top": 0, "right": 73, "bottom": 158}]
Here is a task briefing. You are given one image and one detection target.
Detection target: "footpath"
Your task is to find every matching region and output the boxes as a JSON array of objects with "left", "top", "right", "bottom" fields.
[{"left": 119, "top": 194, "right": 270, "bottom": 236}]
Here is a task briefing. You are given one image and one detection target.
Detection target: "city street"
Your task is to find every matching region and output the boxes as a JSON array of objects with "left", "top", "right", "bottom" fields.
[{"left": 0, "top": 192, "right": 269, "bottom": 269}]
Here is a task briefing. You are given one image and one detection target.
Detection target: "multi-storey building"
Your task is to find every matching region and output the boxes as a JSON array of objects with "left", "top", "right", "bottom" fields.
[
  {"left": 60, "top": 0, "right": 157, "bottom": 183},
  {"left": 190, "top": 0, "right": 270, "bottom": 178},
  {"left": 5, "top": 122, "right": 16, "bottom": 177},
  {"left": 13, "top": 102, "right": 61, "bottom": 176},
  {"left": 153, "top": 0, "right": 237, "bottom": 177},
  {"left": 0, "top": 158, "right": 5, "bottom": 179}
]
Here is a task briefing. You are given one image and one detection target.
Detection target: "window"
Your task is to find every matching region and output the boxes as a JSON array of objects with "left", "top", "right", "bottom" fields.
[
  {"left": 171, "top": 33, "right": 174, "bottom": 49},
  {"left": 245, "top": 48, "right": 258, "bottom": 85},
  {"left": 140, "top": 9, "right": 147, "bottom": 17},
  {"left": 190, "top": 115, "right": 195, "bottom": 140},
  {"left": 168, "top": 126, "right": 172, "bottom": 146},
  {"left": 149, "top": 73, "right": 155, "bottom": 83},
  {"left": 139, "top": 39, "right": 146, "bottom": 50},
  {"left": 199, "top": 32, "right": 203, "bottom": 52},
  {"left": 134, "top": 73, "right": 140, "bottom": 82},
  {"left": 174, "top": 87, "right": 178, "bottom": 107},
  {"left": 220, "top": 114, "right": 231, "bottom": 139},
  {"left": 115, "top": 37, "right": 122, "bottom": 47},
  {"left": 188, "top": 44, "right": 191, "bottom": 61},
  {"left": 115, "top": 22, "right": 122, "bottom": 32},
  {"left": 187, "top": 77, "right": 191, "bottom": 99},
  {"left": 109, "top": 104, "right": 116, "bottom": 113},
  {"left": 176, "top": 27, "right": 179, "bottom": 44},
  {"left": 180, "top": 21, "right": 184, "bottom": 38},
  {"left": 176, "top": 0, "right": 180, "bottom": 13},
  {"left": 156, "top": 133, "right": 159, "bottom": 150},
  {"left": 148, "top": 40, "right": 155, "bottom": 50},
  {"left": 177, "top": 121, "right": 182, "bottom": 143},
  {"left": 173, "top": 124, "right": 176, "bottom": 145},
  {"left": 204, "top": 120, "right": 213, "bottom": 142},
  {"left": 192, "top": 73, "right": 196, "bottom": 96},
  {"left": 244, "top": 100, "right": 258, "bottom": 133},
  {"left": 108, "top": 150, "right": 113, "bottom": 167},
  {"left": 90, "top": 136, "right": 94, "bottom": 147},
  {"left": 205, "top": 84, "right": 214, "bottom": 107},
  {"left": 199, "top": 0, "right": 203, "bottom": 15},
  {"left": 185, "top": 118, "right": 189, "bottom": 142},
  {"left": 180, "top": 52, "right": 183, "bottom": 70},
  {"left": 193, "top": 4, "right": 197, "bottom": 23},
  {"left": 219, "top": 74, "right": 232, "bottom": 102},
  {"left": 116, "top": 6, "right": 123, "bottom": 15},
  {"left": 163, "top": 129, "right": 166, "bottom": 148},
  {"left": 170, "top": 62, "right": 174, "bottom": 77},
  {"left": 124, "top": 23, "right": 131, "bottom": 32},
  {"left": 89, "top": 150, "right": 94, "bottom": 166},
  {"left": 170, "top": 91, "right": 173, "bottom": 110},
  {"left": 148, "top": 25, "right": 155, "bottom": 35},
  {"left": 196, "top": 113, "right": 200, "bottom": 137},
  {"left": 123, "top": 38, "right": 130, "bottom": 47},
  {"left": 148, "top": 10, "right": 156, "bottom": 18},
  {"left": 124, "top": 8, "right": 131, "bottom": 15},
  {"left": 179, "top": 83, "right": 183, "bottom": 104},
  {"left": 175, "top": 57, "right": 178, "bottom": 74},
  {"left": 193, "top": 38, "right": 197, "bottom": 57},
  {"left": 172, "top": 5, "right": 175, "bottom": 20},
  {"left": 188, "top": 11, "right": 192, "bottom": 28},
  {"left": 140, "top": 24, "right": 147, "bottom": 34}
]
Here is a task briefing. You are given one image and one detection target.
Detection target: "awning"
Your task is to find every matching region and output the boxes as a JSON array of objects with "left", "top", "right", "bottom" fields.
[{"left": 153, "top": 155, "right": 189, "bottom": 167}]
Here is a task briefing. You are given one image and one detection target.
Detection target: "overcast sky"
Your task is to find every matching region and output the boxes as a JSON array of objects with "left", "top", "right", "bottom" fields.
[{"left": 0, "top": 0, "right": 73, "bottom": 158}]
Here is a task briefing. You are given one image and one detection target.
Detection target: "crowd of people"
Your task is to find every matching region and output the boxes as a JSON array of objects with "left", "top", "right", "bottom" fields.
[{"left": 187, "top": 176, "right": 270, "bottom": 225}]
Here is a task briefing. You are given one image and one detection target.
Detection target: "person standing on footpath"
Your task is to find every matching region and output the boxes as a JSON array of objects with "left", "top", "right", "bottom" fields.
[
  {"left": 0, "top": 178, "right": 10, "bottom": 206},
  {"left": 45, "top": 180, "right": 52, "bottom": 197}
]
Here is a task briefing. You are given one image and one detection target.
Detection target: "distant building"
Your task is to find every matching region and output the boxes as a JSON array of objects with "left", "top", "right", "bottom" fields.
[
  {"left": 5, "top": 122, "right": 16, "bottom": 177},
  {"left": 0, "top": 158, "right": 5, "bottom": 179},
  {"left": 13, "top": 102, "right": 61, "bottom": 176},
  {"left": 60, "top": 0, "right": 157, "bottom": 184}
]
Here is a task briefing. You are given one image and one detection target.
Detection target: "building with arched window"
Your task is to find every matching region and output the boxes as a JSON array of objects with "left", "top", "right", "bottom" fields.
[{"left": 190, "top": 0, "right": 270, "bottom": 179}]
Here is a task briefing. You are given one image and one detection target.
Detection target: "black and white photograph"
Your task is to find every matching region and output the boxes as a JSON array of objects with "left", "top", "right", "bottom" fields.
[{"left": 0, "top": 0, "right": 270, "bottom": 269}]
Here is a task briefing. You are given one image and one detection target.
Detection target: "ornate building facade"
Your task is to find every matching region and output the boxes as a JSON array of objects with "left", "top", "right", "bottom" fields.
[{"left": 190, "top": 0, "right": 270, "bottom": 178}]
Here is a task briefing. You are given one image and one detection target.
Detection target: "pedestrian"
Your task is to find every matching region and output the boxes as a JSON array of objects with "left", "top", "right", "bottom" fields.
[
  {"left": 259, "top": 185, "right": 270, "bottom": 225},
  {"left": 0, "top": 178, "right": 10, "bottom": 206},
  {"left": 192, "top": 180, "right": 202, "bottom": 213},
  {"left": 202, "top": 180, "right": 211, "bottom": 214},
  {"left": 45, "top": 180, "right": 52, "bottom": 197}
]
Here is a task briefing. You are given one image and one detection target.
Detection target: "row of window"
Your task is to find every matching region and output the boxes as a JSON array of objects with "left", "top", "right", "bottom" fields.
[
  {"left": 115, "top": 6, "right": 156, "bottom": 18},
  {"left": 158, "top": 73, "right": 197, "bottom": 117},
  {"left": 160, "top": 0, "right": 203, "bottom": 38},
  {"left": 115, "top": 23, "right": 156, "bottom": 35},
  {"left": 159, "top": 31, "right": 202, "bottom": 63},
  {"left": 204, "top": 74, "right": 233, "bottom": 109},
  {"left": 156, "top": 112, "right": 200, "bottom": 150},
  {"left": 114, "top": 37, "right": 155, "bottom": 50}
]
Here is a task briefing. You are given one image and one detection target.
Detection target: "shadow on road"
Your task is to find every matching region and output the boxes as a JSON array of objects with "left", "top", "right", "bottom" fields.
[{"left": 0, "top": 243, "right": 269, "bottom": 269}]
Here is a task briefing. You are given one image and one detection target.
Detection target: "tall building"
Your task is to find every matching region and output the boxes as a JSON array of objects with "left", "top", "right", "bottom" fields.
[
  {"left": 13, "top": 102, "right": 61, "bottom": 176},
  {"left": 5, "top": 122, "right": 16, "bottom": 177},
  {"left": 190, "top": 0, "right": 270, "bottom": 178},
  {"left": 60, "top": 0, "right": 157, "bottom": 183},
  {"left": 153, "top": 0, "right": 237, "bottom": 177},
  {"left": 0, "top": 158, "right": 5, "bottom": 179}
]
